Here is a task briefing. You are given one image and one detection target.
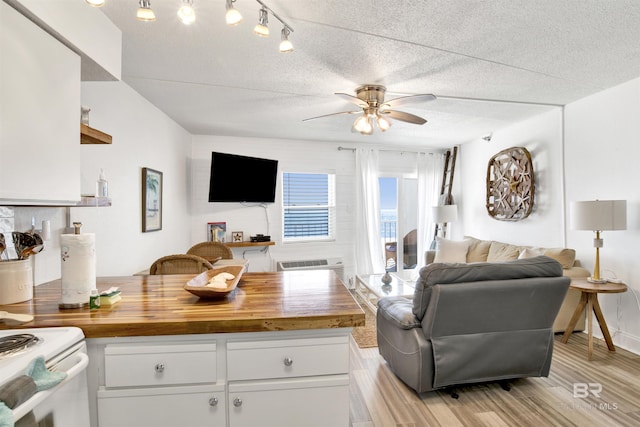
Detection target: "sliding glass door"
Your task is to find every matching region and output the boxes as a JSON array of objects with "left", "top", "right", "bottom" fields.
[{"left": 379, "top": 176, "right": 418, "bottom": 277}]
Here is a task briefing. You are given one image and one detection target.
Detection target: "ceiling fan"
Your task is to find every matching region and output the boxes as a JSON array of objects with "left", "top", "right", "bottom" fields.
[{"left": 303, "top": 85, "right": 436, "bottom": 135}]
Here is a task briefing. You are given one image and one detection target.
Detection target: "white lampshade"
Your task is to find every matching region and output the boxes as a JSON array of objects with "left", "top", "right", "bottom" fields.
[
  {"left": 432, "top": 205, "right": 458, "bottom": 223},
  {"left": 571, "top": 200, "right": 627, "bottom": 231}
]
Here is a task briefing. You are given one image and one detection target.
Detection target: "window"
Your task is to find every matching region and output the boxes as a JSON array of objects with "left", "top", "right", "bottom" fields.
[{"left": 282, "top": 172, "right": 335, "bottom": 241}]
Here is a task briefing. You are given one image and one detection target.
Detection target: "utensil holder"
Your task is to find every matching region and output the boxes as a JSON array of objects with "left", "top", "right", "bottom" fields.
[{"left": 0, "top": 260, "right": 33, "bottom": 304}]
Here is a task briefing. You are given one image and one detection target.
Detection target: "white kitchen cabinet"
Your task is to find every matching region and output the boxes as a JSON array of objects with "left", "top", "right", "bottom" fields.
[
  {"left": 98, "top": 384, "right": 226, "bottom": 427},
  {"left": 228, "top": 376, "right": 349, "bottom": 427},
  {"left": 89, "top": 330, "right": 352, "bottom": 427},
  {"left": 0, "top": 1, "right": 81, "bottom": 205}
]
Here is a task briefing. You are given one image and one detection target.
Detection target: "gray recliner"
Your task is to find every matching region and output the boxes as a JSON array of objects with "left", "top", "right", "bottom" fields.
[{"left": 376, "top": 256, "right": 570, "bottom": 393}]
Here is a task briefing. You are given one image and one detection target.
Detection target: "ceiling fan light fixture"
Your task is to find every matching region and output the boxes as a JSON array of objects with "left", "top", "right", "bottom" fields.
[
  {"left": 136, "top": 0, "right": 156, "bottom": 22},
  {"left": 353, "top": 115, "right": 373, "bottom": 134},
  {"left": 376, "top": 114, "right": 391, "bottom": 131},
  {"left": 253, "top": 8, "right": 269, "bottom": 37},
  {"left": 177, "top": 0, "right": 196, "bottom": 25},
  {"left": 225, "top": 0, "right": 243, "bottom": 26},
  {"left": 85, "top": 0, "right": 105, "bottom": 7},
  {"left": 279, "top": 27, "right": 293, "bottom": 52}
]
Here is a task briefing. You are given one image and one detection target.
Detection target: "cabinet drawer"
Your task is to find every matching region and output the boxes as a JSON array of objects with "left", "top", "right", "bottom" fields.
[
  {"left": 104, "top": 343, "right": 216, "bottom": 388},
  {"left": 228, "top": 375, "right": 349, "bottom": 427},
  {"left": 98, "top": 384, "right": 225, "bottom": 427},
  {"left": 227, "top": 336, "right": 348, "bottom": 381}
]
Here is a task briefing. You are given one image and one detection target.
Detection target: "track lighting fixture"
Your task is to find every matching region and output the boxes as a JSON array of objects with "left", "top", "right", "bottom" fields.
[
  {"left": 136, "top": 0, "right": 156, "bottom": 22},
  {"left": 84, "top": 0, "right": 294, "bottom": 53},
  {"left": 253, "top": 7, "right": 269, "bottom": 37},
  {"left": 251, "top": 0, "right": 294, "bottom": 50},
  {"left": 225, "top": 0, "right": 243, "bottom": 26},
  {"left": 279, "top": 27, "right": 293, "bottom": 52},
  {"left": 178, "top": 0, "right": 196, "bottom": 25}
]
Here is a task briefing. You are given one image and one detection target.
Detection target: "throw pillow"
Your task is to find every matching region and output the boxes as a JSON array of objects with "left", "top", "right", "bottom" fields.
[
  {"left": 486, "top": 241, "right": 520, "bottom": 262},
  {"left": 543, "top": 248, "right": 576, "bottom": 269},
  {"left": 434, "top": 237, "right": 469, "bottom": 263},
  {"left": 518, "top": 247, "right": 544, "bottom": 259},
  {"left": 464, "top": 236, "right": 491, "bottom": 262}
]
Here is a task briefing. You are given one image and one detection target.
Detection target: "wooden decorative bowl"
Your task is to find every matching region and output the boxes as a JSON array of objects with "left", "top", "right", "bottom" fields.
[{"left": 184, "top": 265, "right": 244, "bottom": 298}]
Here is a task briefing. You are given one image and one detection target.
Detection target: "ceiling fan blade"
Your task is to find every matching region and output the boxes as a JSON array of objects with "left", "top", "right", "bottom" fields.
[
  {"left": 384, "top": 94, "right": 436, "bottom": 108},
  {"left": 302, "top": 110, "right": 361, "bottom": 122},
  {"left": 384, "top": 110, "right": 427, "bottom": 125},
  {"left": 335, "top": 92, "right": 368, "bottom": 108}
]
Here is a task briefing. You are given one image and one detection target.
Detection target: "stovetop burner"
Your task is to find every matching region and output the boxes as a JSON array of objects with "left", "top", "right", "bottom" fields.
[{"left": 0, "top": 333, "right": 40, "bottom": 357}]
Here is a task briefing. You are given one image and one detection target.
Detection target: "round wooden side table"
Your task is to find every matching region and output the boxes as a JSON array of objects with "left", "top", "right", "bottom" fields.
[{"left": 561, "top": 278, "right": 627, "bottom": 360}]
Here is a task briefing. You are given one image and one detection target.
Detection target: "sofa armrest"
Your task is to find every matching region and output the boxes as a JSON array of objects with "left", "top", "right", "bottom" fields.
[
  {"left": 377, "top": 297, "right": 421, "bottom": 330},
  {"left": 425, "top": 250, "right": 436, "bottom": 265}
]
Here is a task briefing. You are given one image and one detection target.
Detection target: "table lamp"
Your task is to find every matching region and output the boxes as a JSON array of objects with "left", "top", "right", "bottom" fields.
[
  {"left": 432, "top": 204, "right": 458, "bottom": 239},
  {"left": 570, "top": 200, "right": 627, "bottom": 283}
]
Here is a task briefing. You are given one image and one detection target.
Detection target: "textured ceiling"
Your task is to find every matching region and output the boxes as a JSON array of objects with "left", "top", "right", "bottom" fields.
[{"left": 94, "top": 0, "right": 640, "bottom": 148}]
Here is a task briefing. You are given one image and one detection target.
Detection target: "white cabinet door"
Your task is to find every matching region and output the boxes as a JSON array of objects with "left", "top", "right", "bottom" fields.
[
  {"left": 0, "top": 2, "right": 81, "bottom": 205},
  {"left": 228, "top": 375, "right": 350, "bottom": 427},
  {"left": 98, "top": 384, "right": 225, "bottom": 427}
]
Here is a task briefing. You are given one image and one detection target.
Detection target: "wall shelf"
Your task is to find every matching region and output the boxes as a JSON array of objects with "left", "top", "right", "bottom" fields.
[
  {"left": 76, "top": 196, "right": 112, "bottom": 207},
  {"left": 80, "top": 123, "right": 112, "bottom": 144},
  {"left": 226, "top": 241, "right": 275, "bottom": 248}
]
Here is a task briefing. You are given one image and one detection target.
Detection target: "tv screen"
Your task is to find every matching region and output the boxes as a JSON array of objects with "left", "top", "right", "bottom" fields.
[{"left": 208, "top": 152, "right": 278, "bottom": 203}]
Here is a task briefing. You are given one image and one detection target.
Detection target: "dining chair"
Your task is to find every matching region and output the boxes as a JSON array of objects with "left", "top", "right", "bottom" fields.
[
  {"left": 186, "top": 241, "right": 233, "bottom": 262},
  {"left": 149, "top": 254, "right": 214, "bottom": 275}
]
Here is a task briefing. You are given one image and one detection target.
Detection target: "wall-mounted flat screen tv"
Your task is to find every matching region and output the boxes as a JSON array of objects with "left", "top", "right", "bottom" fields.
[{"left": 208, "top": 152, "right": 278, "bottom": 203}]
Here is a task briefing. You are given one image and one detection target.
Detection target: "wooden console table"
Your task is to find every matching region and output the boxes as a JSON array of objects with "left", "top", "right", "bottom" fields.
[{"left": 561, "top": 278, "right": 628, "bottom": 359}]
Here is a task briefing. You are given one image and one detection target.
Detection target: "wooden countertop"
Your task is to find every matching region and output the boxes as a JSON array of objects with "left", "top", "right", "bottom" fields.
[{"left": 0, "top": 270, "right": 365, "bottom": 338}]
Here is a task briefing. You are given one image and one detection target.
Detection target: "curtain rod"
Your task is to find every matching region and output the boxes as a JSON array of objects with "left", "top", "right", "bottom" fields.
[{"left": 337, "top": 146, "right": 442, "bottom": 155}]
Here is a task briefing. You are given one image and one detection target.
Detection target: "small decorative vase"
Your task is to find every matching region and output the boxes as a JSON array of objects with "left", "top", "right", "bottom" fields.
[{"left": 381, "top": 272, "right": 392, "bottom": 285}]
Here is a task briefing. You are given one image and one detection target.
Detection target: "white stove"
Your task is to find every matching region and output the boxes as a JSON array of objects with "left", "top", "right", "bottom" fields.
[{"left": 0, "top": 327, "right": 90, "bottom": 426}]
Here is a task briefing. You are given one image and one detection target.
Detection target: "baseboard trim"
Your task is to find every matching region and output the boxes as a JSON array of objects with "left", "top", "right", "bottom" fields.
[{"left": 586, "top": 330, "right": 640, "bottom": 356}]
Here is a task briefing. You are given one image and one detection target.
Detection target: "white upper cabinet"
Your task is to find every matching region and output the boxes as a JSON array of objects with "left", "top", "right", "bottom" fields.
[{"left": 1, "top": 1, "right": 81, "bottom": 205}]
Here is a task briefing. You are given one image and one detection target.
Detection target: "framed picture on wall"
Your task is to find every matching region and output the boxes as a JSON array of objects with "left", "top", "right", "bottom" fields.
[
  {"left": 207, "top": 222, "right": 227, "bottom": 242},
  {"left": 142, "top": 167, "right": 163, "bottom": 232}
]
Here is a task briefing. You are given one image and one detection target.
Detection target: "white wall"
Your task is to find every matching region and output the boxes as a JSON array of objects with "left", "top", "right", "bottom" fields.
[
  {"left": 458, "top": 108, "right": 565, "bottom": 247},
  {"left": 190, "top": 136, "right": 359, "bottom": 280},
  {"left": 564, "top": 77, "right": 640, "bottom": 354},
  {"left": 10, "top": 81, "right": 193, "bottom": 283},
  {"left": 70, "top": 81, "right": 193, "bottom": 276}
]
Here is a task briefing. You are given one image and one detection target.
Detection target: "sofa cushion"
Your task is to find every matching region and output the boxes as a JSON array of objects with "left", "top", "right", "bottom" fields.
[
  {"left": 486, "top": 241, "right": 520, "bottom": 262},
  {"left": 464, "top": 236, "right": 491, "bottom": 262},
  {"left": 412, "top": 256, "right": 564, "bottom": 320},
  {"left": 433, "top": 237, "right": 469, "bottom": 263}
]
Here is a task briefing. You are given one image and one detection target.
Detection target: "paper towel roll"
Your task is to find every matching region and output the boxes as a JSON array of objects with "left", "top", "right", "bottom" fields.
[{"left": 60, "top": 233, "right": 96, "bottom": 307}]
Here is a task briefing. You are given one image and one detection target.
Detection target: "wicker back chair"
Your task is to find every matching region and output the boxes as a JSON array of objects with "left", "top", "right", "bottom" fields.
[
  {"left": 186, "top": 241, "right": 233, "bottom": 262},
  {"left": 149, "top": 254, "right": 214, "bottom": 275}
]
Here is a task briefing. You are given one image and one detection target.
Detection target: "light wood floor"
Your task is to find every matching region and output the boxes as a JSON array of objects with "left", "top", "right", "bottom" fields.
[{"left": 349, "top": 333, "right": 640, "bottom": 426}]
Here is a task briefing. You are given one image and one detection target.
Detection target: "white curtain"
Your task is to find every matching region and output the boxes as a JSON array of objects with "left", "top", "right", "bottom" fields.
[
  {"left": 355, "top": 148, "right": 385, "bottom": 275},
  {"left": 415, "top": 152, "right": 445, "bottom": 273}
]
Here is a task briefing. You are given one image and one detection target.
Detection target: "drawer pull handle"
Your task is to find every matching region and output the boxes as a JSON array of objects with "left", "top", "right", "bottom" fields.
[
  {"left": 283, "top": 357, "right": 294, "bottom": 367},
  {"left": 155, "top": 363, "right": 165, "bottom": 373},
  {"left": 233, "top": 397, "right": 243, "bottom": 407},
  {"left": 209, "top": 397, "right": 218, "bottom": 407}
]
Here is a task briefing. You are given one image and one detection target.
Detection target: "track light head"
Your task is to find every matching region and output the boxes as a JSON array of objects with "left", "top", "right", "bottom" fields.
[
  {"left": 178, "top": 0, "right": 196, "bottom": 25},
  {"left": 253, "top": 7, "right": 269, "bottom": 37},
  {"left": 279, "top": 27, "right": 293, "bottom": 52},
  {"left": 85, "top": 0, "right": 105, "bottom": 7},
  {"left": 136, "top": 0, "right": 156, "bottom": 22},
  {"left": 225, "top": 0, "right": 243, "bottom": 26}
]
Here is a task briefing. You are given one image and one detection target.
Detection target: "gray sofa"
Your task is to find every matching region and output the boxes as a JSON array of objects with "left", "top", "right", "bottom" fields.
[{"left": 376, "top": 256, "right": 570, "bottom": 394}]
